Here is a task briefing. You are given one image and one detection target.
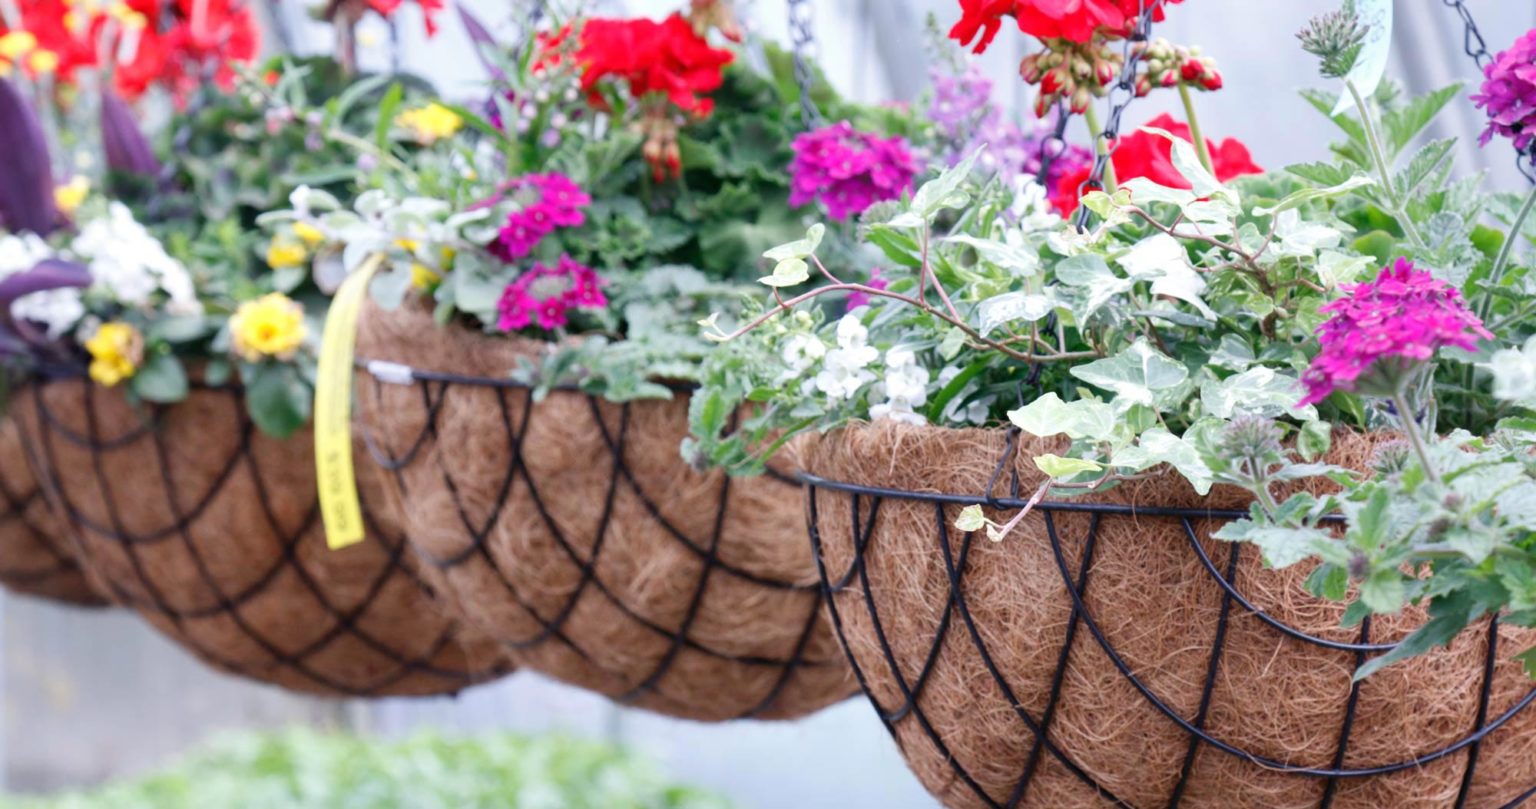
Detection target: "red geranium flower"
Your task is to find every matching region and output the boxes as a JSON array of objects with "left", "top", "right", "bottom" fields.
[
  {"left": 952, "top": 0, "right": 1182, "bottom": 51},
  {"left": 365, "top": 0, "right": 443, "bottom": 36},
  {"left": 1050, "top": 112, "right": 1261, "bottom": 215},
  {"left": 544, "top": 13, "right": 734, "bottom": 117}
]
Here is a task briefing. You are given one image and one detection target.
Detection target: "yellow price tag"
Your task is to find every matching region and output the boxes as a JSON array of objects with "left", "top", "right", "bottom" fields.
[{"left": 315, "top": 256, "right": 383, "bottom": 550}]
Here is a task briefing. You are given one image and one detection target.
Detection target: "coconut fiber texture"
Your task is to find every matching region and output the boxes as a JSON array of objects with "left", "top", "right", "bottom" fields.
[
  {"left": 0, "top": 410, "right": 105, "bottom": 606},
  {"left": 13, "top": 377, "right": 513, "bottom": 697},
  {"left": 801, "top": 421, "right": 1536, "bottom": 809},
  {"left": 354, "top": 300, "right": 856, "bottom": 721}
]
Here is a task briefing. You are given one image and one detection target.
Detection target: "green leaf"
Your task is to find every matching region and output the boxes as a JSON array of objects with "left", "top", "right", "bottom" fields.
[
  {"left": 1055, "top": 254, "right": 1131, "bottom": 319},
  {"left": 955, "top": 504, "right": 988, "bottom": 532},
  {"left": 131, "top": 354, "right": 189, "bottom": 403},
  {"left": 1111, "top": 428, "right": 1213, "bottom": 494},
  {"left": 1246, "top": 525, "right": 1332, "bottom": 569},
  {"left": 1381, "top": 84, "right": 1462, "bottom": 156},
  {"left": 1070, "top": 340, "right": 1189, "bottom": 408},
  {"left": 244, "top": 362, "right": 311, "bottom": 439},
  {"left": 1394, "top": 138, "right": 1455, "bottom": 200},
  {"left": 1359, "top": 570, "right": 1407, "bottom": 614},
  {"left": 1306, "top": 563, "right": 1350, "bottom": 601},
  {"left": 762, "top": 223, "right": 826, "bottom": 262},
  {"left": 1252, "top": 175, "right": 1373, "bottom": 217},
  {"left": 977, "top": 290, "right": 1055, "bottom": 335},
  {"left": 1008, "top": 393, "right": 1116, "bottom": 441},
  {"left": 374, "top": 82, "right": 404, "bottom": 148},
  {"left": 1034, "top": 454, "right": 1103, "bottom": 480},
  {"left": 910, "top": 149, "right": 978, "bottom": 216},
  {"left": 147, "top": 314, "right": 211, "bottom": 344},
  {"left": 1143, "top": 127, "right": 1223, "bottom": 198},
  {"left": 1354, "top": 592, "right": 1482, "bottom": 680},
  {"left": 945, "top": 234, "right": 1039, "bottom": 277},
  {"left": 759, "top": 258, "right": 809, "bottom": 288},
  {"left": 1298, "top": 420, "right": 1332, "bottom": 462},
  {"left": 1286, "top": 161, "right": 1357, "bottom": 187}
]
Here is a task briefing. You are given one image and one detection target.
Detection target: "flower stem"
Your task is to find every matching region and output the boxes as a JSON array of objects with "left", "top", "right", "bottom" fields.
[
  {"left": 1346, "top": 79, "right": 1425, "bottom": 250},
  {"left": 1083, "top": 103, "right": 1118, "bottom": 195},
  {"left": 1177, "top": 83, "right": 1215, "bottom": 175},
  {"left": 1478, "top": 182, "right": 1536, "bottom": 323},
  {"left": 1392, "top": 386, "right": 1442, "bottom": 485}
]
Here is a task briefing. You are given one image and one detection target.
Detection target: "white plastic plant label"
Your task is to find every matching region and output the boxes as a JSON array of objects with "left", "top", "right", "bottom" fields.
[{"left": 1333, "top": 0, "right": 1394, "bottom": 115}]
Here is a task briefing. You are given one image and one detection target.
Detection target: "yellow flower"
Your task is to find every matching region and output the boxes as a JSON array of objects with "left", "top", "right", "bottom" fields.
[
  {"left": 410, "top": 263, "right": 441, "bottom": 290},
  {"left": 395, "top": 103, "right": 462, "bottom": 144},
  {"left": 54, "top": 176, "right": 89, "bottom": 216},
  {"left": 0, "top": 32, "right": 37, "bottom": 61},
  {"left": 265, "top": 238, "right": 308, "bottom": 270},
  {"left": 230, "top": 293, "right": 307, "bottom": 362},
  {"left": 291, "top": 221, "right": 325, "bottom": 247},
  {"left": 85, "top": 322, "right": 143, "bottom": 387},
  {"left": 27, "top": 49, "right": 59, "bottom": 74},
  {"left": 395, "top": 237, "right": 421, "bottom": 253}
]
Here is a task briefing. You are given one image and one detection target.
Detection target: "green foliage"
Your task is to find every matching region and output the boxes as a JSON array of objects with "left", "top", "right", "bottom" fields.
[{"left": 0, "top": 730, "right": 731, "bottom": 809}]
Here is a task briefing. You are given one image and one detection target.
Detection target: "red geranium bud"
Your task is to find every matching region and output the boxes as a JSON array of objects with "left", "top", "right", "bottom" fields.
[
  {"left": 1180, "top": 59, "right": 1202, "bottom": 81},
  {"left": 1160, "top": 69, "right": 1179, "bottom": 87},
  {"left": 1070, "top": 87, "right": 1093, "bottom": 114},
  {"left": 1202, "top": 71, "right": 1224, "bottom": 91},
  {"left": 1041, "top": 67, "right": 1066, "bottom": 95},
  {"left": 1095, "top": 59, "right": 1116, "bottom": 86},
  {"left": 1135, "top": 75, "right": 1152, "bottom": 97},
  {"left": 1034, "top": 91, "right": 1055, "bottom": 118},
  {"left": 1020, "top": 53, "right": 1043, "bottom": 83}
]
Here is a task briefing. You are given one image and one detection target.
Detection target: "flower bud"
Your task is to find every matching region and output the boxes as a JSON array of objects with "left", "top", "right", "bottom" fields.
[
  {"left": 1095, "top": 58, "right": 1116, "bottom": 86},
  {"left": 1041, "top": 67, "right": 1067, "bottom": 95},
  {"left": 1020, "top": 53, "right": 1043, "bottom": 83},
  {"left": 1070, "top": 87, "right": 1093, "bottom": 114},
  {"left": 1134, "top": 75, "right": 1153, "bottom": 97}
]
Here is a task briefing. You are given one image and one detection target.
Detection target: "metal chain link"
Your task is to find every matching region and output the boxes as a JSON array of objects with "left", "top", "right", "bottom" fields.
[
  {"left": 787, "top": 0, "right": 823, "bottom": 128},
  {"left": 1034, "top": 101, "right": 1073, "bottom": 187},
  {"left": 1074, "top": 0, "right": 1164, "bottom": 229},
  {"left": 1440, "top": 0, "right": 1534, "bottom": 183}
]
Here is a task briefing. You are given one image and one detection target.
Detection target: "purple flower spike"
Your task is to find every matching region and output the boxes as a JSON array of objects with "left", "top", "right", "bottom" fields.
[{"left": 101, "top": 89, "right": 162, "bottom": 178}]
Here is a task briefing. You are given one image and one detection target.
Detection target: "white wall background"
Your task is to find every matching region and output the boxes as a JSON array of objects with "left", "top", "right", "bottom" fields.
[{"left": 6, "top": 2, "right": 1536, "bottom": 808}]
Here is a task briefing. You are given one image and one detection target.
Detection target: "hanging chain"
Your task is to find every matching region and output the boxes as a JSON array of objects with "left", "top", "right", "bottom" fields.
[
  {"left": 1073, "top": 0, "right": 1163, "bottom": 229},
  {"left": 1440, "top": 0, "right": 1534, "bottom": 183},
  {"left": 787, "top": 0, "right": 823, "bottom": 129},
  {"left": 1033, "top": 101, "right": 1073, "bottom": 187}
]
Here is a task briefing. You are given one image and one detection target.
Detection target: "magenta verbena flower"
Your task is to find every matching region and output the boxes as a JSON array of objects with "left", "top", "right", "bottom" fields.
[
  {"left": 496, "top": 255, "right": 607, "bottom": 332},
  {"left": 789, "top": 122, "right": 920, "bottom": 221},
  {"left": 486, "top": 172, "right": 592, "bottom": 262},
  {"left": 1471, "top": 29, "right": 1536, "bottom": 155},
  {"left": 1298, "top": 258, "right": 1493, "bottom": 407}
]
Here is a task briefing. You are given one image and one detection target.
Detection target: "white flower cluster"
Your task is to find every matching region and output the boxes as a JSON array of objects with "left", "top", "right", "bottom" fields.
[
  {"left": 70, "top": 203, "right": 201, "bottom": 316},
  {"left": 0, "top": 232, "right": 83, "bottom": 339},
  {"left": 778, "top": 314, "right": 934, "bottom": 426}
]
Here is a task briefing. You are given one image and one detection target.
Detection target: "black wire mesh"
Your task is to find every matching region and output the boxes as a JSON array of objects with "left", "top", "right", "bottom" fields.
[
  {"left": 802, "top": 428, "right": 1536, "bottom": 809},
  {"left": 0, "top": 414, "right": 105, "bottom": 605},
  {"left": 14, "top": 375, "right": 511, "bottom": 697},
  {"left": 354, "top": 353, "right": 854, "bottom": 721}
]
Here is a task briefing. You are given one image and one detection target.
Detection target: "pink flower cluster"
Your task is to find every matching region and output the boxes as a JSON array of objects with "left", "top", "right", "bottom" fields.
[
  {"left": 1298, "top": 258, "right": 1493, "bottom": 407},
  {"left": 496, "top": 255, "right": 607, "bottom": 332},
  {"left": 788, "top": 122, "right": 920, "bottom": 221},
  {"left": 1472, "top": 29, "right": 1536, "bottom": 155},
  {"left": 490, "top": 173, "right": 592, "bottom": 262}
]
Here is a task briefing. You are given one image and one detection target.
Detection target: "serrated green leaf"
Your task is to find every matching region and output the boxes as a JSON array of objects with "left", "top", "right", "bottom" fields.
[{"left": 1034, "top": 454, "right": 1103, "bottom": 480}]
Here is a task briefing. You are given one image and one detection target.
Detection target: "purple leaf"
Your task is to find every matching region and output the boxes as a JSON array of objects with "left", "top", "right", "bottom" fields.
[
  {"left": 0, "top": 78, "right": 56, "bottom": 236},
  {"left": 101, "top": 89, "right": 161, "bottom": 178},
  {"left": 0, "top": 259, "right": 90, "bottom": 352},
  {"left": 458, "top": 5, "right": 506, "bottom": 81}
]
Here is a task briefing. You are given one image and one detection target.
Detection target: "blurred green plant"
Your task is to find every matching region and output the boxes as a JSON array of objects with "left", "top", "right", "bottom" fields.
[{"left": 0, "top": 729, "right": 731, "bottom": 809}]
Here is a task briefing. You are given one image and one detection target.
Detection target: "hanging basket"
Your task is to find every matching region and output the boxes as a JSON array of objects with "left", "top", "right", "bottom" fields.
[
  {"left": 0, "top": 411, "right": 106, "bottom": 606},
  {"left": 353, "top": 301, "right": 855, "bottom": 721},
  {"left": 13, "top": 375, "right": 513, "bottom": 697},
  {"left": 801, "top": 421, "right": 1536, "bottom": 809}
]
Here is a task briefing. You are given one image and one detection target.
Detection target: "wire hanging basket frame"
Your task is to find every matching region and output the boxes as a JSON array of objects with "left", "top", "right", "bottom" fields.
[
  {"left": 352, "top": 301, "right": 855, "bottom": 721},
  {"left": 799, "top": 424, "right": 1536, "bottom": 809},
  {"left": 0, "top": 413, "right": 106, "bottom": 606},
  {"left": 14, "top": 373, "right": 512, "bottom": 696}
]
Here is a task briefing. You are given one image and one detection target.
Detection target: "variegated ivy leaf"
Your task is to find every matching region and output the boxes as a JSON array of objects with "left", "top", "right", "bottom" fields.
[
  {"left": 911, "top": 149, "right": 979, "bottom": 217},
  {"left": 946, "top": 233, "right": 1040, "bottom": 278},
  {"left": 1142, "top": 127, "right": 1228, "bottom": 201},
  {"left": 1117, "top": 233, "right": 1216, "bottom": 320},
  {"left": 1008, "top": 392, "right": 1116, "bottom": 441},
  {"left": 955, "top": 504, "right": 989, "bottom": 532},
  {"left": 762, "top": 223, "right": 826, "bottom": 263},
  {"left": 1208, "top": 334, "right": 1256, "bottom": 371},
  {"left": 977, "top": 290, "right": 1055, "bottom": 335},
  {"left": 1034, "top": 454, "right": 1103, "bottom": 480},
  {"left": 1317, "top": 249, "right": 1375, "bottom": 289},
  {"left": 1055, "top": 254, "right": 1131, "bottom": 319},
  {"left": 1110, "top": 428, "right": 1213, "bottom": 495},
  {"left": 760, "top": 258, "right": 810, "bottom": 288},
  {"left": 1070, "top": 339, "right": 1189, "bottom": 408},
  {"left": 1200, "top": 366, "right": 1318, "bottom": 421},
  {"left": 1268, "top": 209, "right": 1343, "bottom": 260}
]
